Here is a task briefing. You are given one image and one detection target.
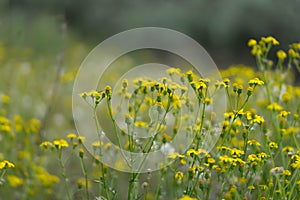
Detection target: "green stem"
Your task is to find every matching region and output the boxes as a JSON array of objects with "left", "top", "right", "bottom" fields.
[
  {"left": 93, "top": 107, "right": 110, "bottom": 199},
  {"left": 79, "top": 156, "right": 90, "bottom": 200},
  {"left": 58, "top": 150, "right": 71, "bottom": 200}
]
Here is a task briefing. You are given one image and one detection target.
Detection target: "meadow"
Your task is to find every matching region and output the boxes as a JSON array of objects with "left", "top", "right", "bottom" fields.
[{"left": 1, "top": 21, "right": 300, "bottom": 200}]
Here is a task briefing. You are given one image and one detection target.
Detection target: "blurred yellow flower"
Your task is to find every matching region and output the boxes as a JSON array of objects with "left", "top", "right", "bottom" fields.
[
  {"left": 277, "top": 50, "right": 287, "bottom": 60},
  {"left": 267, "top": 102, "right": 283, "bottom": 111},
  {"left": 261, "top": 36, "right": 279, "bottom": 45},
  {"left": 247, "top": 39, "right": 257, "bottom": 47},
  {"left": 7, "top": 175, "right": 24, "bottom": 187},
  {"left": 179, "top": 195, "right": 197, "bottom": 200},
  {"left": 40, "top": 141, "right": 54, "bottom": 149},
  {"left": 77, "top": 136, "right": 85, "bottom": 144},
  {"left": 1, "top": 94, "right": 10, "bottom": 104},
  {"left": 288, "top": 49, "right": 300, "bottom": 58}
]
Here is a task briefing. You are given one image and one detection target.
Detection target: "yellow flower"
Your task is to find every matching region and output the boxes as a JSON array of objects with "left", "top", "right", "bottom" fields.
[
  {"left": 288, "top": 49, "right": 300, "bottom": 58},
  {"left": 25, "top": 118, "right": 41, "bottom": 133},
  {"left": 162, "top": 133, "right": 172, "bottom": 143},
  {"left": 175, "top": 171, "right": 184, "bottom": 181},
  {"left": 283, "top": 127, "right": 298, "bottom": 136},
  {"left": 37, "top": 171, "right": 60, "bottom": 187},
  {"left": 166, "top": 68, "right": 181, "bottom": 75},
  {"left": 277, "top": 50, "right": 287, "bottom": 60},
  {"left": 251, "top": 115, "right": 264, "bottom": 124},
  {"left": 278, "top": 111, "right": 290, "bottom": 118},
  {"left": 247, "top": 87, "right": 254, "bottom": 96},
  {"left": 204, "top": 98, "right": 213, "bottom": 105},
  {"left": 259, "top": 184, "right": 268, "bottom": 191},
  {"left": 76, "top": 178, "right": 91, "bottom": 189},
  {"left": 251, "top": 45, "right": 263, "bottom": 56},
  {"left": 267, "top": 102, "right": 283, "bottom": 111},
  {"left": 0, "top": 160, "right": 15, "bottom": 169},
  {"left": 179, "top": 195, "right": 197, "bottom": 200},
  {"left": 291, "top": 42, "right": 300, "bottom": 50},
  {"left": 268, "top": 142, "right": 278, "bottom": 149},
  {"left": 53, "top": 139, "right": 69, "bottom": 149},
  {"left": 168, "top": 152, "right": 185, "bottom": 159},
  {"left": 1, "top": 94, "right": 10, "bottom": 104},
  {"left": 282, "top": 146, "right": 294, "bottom": 153},
  {"left": 282, "top": 92, "right": 291, "bottom": 103},
  {"left": 261, "top": 36, "right": 279, "bottom": 45},
  {"left": 230, "top": 148, "right": 244, "bottom": 158},
  {"left": 291, "top": 159, "right": 300, "bottom": 169},
  {"left": 67, "top": 133, "right": 77, "bottom": 140},
  {"left": 186, "top": 149, "right": 201, "bottom": 157},
  {"left": 223, "top": 78, "right": 230, "bottom": 87},
  {"left": 247, "top": 39, "right": 257, "bottom": 47},
  {"left": 134, "top": 121, "right": 148, "bottom": 127},
  {"left": 40, "top": 141, "right": 54, "bottom": 149},
  {"left": 282, "top": 170, "right": 291, "bottom": 176},
  {"left": 247, "top": 139, "right": 261, "bottom": 146},
  {"left": 248, "top": 185, "right": 255, "bottom": 190},
  {"left": 92, "top": 141, "right": 102, "bottom": 147},
  {"left": 207, "top": 157, "right": 216, "bottom": 164},
  {"left": 78, "top": 148, "right": 84, "bottom": 158},
  {"left": 7, "top": 175, "right": 24, "bottom": 187},
  {"left": 77, "top": 136, "right": 85, "bottom": 144},
  {"left": 248, "top": 78, "right": 264, "bottom": 86}
]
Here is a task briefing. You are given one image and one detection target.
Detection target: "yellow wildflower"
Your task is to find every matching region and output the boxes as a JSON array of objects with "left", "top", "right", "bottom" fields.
[
  {"left": 0, "top": 160, "right": 15, "bottom": 169},
  {"left": 247, "top": 139, "right": 261, "bottom": 146},
  {"left": 267, "top": 102, "right": 283, "bottom": 111},
  {"left": 7, "top": 175, "right": 24, "bottom": 187},
  {"left": 288, "top": 49, "right": 300, "bottom": 58},
  {"left": 261, "top": 36, "right": 279, "bottom": 45},
  {"left": 179, "top": 195, "right": 197, "bottom": 200},
  {"left": 40, "top": 141, "right": 54, "bottom": 149},
  {"left": 230, "top": 148, "right": 244, "bottom": 158},
  {"left": 248, "top": 185, "right": 255, "bottom": 190},
  {"left": 278, "top": 110, "right": 290, "bottom": 118},
  {"left": 291, "top": 159, "right": 300, "bottom": 169},
  {"left": 134, "top": 121, "right": 148, "bottom": 127},
  {"left": 251, "top": 45, "right": 263, "bottom": 56},
  {"left": 248, "top": 78, "right": 264, "bottom": 86},
  {"left": 175, "top": 171, "right": 184, "bottom": 181},
  {"left": 247, "top": 39, "right": 257, "bottom": 47},
  {"left": 1, "top": 94, "right": 10, "bottom": 104},
  {"left": 166, "top": 68, "right": 181, "bottom": 75},
  {"left": 291, "top": 42, "right": 300, "bottom": 50},
  {"left": 282, "top": 92, "right": 291, "bottom": 103},
  {"left": 282, "top": 170, "right": 291, "bottom": 176},
  {"left": 277, "top": 50, "right": 287, "bottom": 60},
  {"left": 282, "top": 146, "right": 294, "bottom": 153},
  {"left": 53, "top": 139, "right": 69, "bottom": 150},
  {"left": 67, "top": 133, "right": 77, "bottom": 139},
  {"left": 268, "top": 142, "right": 278, "bottom": 149},
  {"left": 77, "top": 136, "right": 85, "bottom": 144},
  {"left": 168, "top": 152, "right": 185, "bottom": 159},
  {"left": 92, "top": 141, "right": 102, "bottom": 147},
  {"left": 187, "top": 149, "right": 200, "bottom": 157}
]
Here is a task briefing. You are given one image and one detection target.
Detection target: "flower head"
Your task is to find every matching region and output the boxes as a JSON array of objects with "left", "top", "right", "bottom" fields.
[
  {"left": 53, "top": 139, "right": 69, "bottom": 150},
  {"left": 0, "top": 160, "right": 15, "bottom": 169}
]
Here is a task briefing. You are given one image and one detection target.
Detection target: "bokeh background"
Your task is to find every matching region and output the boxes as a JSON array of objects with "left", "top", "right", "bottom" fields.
[{"left": 1, "top": 0, "right": 300, "bottom": 198}]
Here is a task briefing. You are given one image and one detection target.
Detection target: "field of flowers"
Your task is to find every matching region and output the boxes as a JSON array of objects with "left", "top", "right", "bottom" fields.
[{"left": 1, "top": 34, "right": 300, "bottom": 200}]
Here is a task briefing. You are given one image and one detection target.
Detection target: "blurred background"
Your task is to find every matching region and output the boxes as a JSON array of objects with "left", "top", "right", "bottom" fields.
[{"left": 1, "top": 0, "right": 300, "bottom": 67}]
